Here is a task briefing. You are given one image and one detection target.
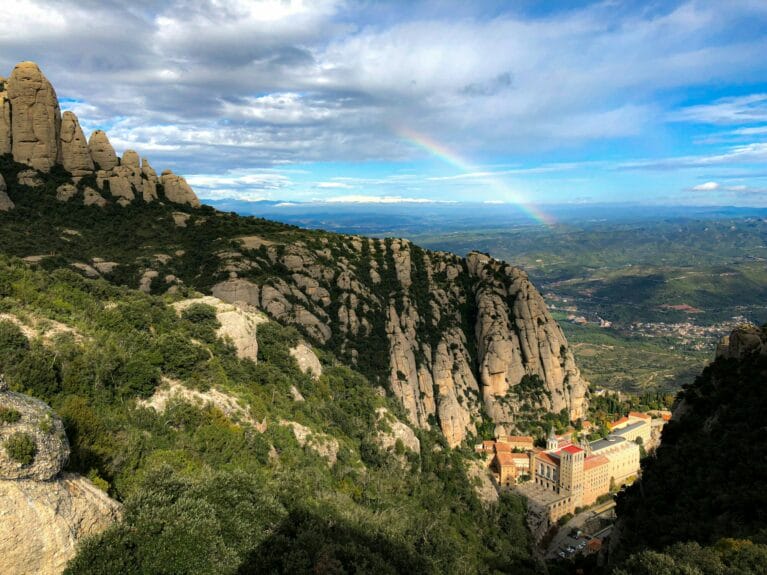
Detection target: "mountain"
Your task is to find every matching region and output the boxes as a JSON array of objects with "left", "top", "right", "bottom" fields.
[
  {"left": 607, "top": 324, "right": 767, "bottom": 572},
  {"left": 0, "top": 61, "right": 588, "bottom": 447}
]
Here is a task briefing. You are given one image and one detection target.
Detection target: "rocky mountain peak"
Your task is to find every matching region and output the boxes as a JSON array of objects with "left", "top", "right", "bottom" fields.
[{"left": 0, "top": 61, "right": 201, "bottom": 209}]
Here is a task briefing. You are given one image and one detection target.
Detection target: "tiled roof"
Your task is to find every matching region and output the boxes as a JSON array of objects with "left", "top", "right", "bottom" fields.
[
  {"left": 559, "top": 445, "right": 584, "bottom": 455},
  {"left": 583, "top": 455, "right": 609, "bottom": 471},
  {"left": 537, "top": 452, "right": 559, "bottom": 465},
  {"left": 609, "top": 416, "right": 629, "bottom": 429},
  {"left": 495, "top": 442, "right": 512, "bottom": 452},
  {"left": 506, "top": 435, "right": 534, "bottom": 444},
  {"left": 629, "top": 411, "right": 651, "bottom": 420}
]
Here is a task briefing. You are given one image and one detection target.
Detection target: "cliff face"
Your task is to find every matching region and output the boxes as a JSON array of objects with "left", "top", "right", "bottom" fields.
[{"left": 212, "top": 236, "right": 588, "bottom": 446}]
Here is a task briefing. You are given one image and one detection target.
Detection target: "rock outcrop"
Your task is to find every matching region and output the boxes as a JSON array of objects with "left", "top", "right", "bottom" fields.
[
  {"left": 0, "top": 76, "right": 10, "bottom": 155},
  {"left": 289, "top": 342, "right": 322, "bottom": 379},
  {"left": 1, "top": 61, "right": 201, "bottom": 208},
  {"left": 161, "top": 170, "right": 201, "bottom": 207},
  {"left": 87, "top": 130, "right": 117, "bottom": 171},
  {"left": 0, "top": 173, "right": 13, "bottom": 212},
  {"left": 0, "top": 379, "right": 120, "bottom": 575},
  {"left": 60, "top": 111, "right": 94, "bottom": 178},
  {"left": 172, "top": 296, "right": 267, "bottom": 361},
  {"left": 213, "top": 238, "right": 589, "bottom": 447},
  {"left": 6, "top": 62, "right": 61, "bottom": 172},
  {"left": 715, "top": 324, "right": 766, "bottom": 360}
]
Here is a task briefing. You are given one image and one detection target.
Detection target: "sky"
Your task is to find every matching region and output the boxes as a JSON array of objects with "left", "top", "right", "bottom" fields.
[{"left": 2, "top": 0, "right": 767, "bottom": 207}]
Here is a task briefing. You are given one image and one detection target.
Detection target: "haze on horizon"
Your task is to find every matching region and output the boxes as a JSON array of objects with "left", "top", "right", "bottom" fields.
[{"left": 2, "top": 0, "right": 767, "bottom": 208}]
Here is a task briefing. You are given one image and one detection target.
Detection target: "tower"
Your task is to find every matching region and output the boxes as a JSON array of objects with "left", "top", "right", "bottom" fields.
[
  {"left": 559, "top": 445, "right": 585, "bottom": 508},
  {"left": 546, "top": 428, "right": 558, "bottom": 451}
]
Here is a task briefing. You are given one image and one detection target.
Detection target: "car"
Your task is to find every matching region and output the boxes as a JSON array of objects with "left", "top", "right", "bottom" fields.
[
  {"left": 578, "top": 541, "right": 586, "bottom": 549},
  {"left": 558, "top": 551, "right": 566, "bottom": 559}
]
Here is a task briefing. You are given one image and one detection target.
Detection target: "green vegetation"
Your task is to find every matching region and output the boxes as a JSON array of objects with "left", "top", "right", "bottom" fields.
[
  {"left": 614, "top": 539, "right": 767, "bottom": 575},
  {"left": 613, "top": 334, "right": 767, "bottom": 562},
  {"left": 0, "top": 405, "right": 21, "bottom": 423},
  {"left": 5, "top": 431, "right": 36, "bottom": 465},
  {"left": 0, "top": 253, "right": 536, "bottom": 574}
]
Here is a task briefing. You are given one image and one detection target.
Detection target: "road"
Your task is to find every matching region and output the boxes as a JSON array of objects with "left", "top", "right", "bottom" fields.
[{"left": 545, "top": 501, "right": 616, "bottom": 560}]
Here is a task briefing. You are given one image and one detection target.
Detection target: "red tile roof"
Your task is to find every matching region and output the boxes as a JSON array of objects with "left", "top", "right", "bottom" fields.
[
  {"left": 609, "top": 416, "right": 629, "bottom": 429},
  {"left": 560, "top": 445, "right": 584, "bottom": 455},
  {"left": 629, "top": 411, "right": 651, "bottom": 420},
  {"left": 495, "top": 442, "right": 512, "bottom": 452},
  {"left": 537, "top": 452, "right": 559, "bottom": 465},
  {"left": 583, "top": 455, "right": 609, "bottom": 471},
  {"left": 506, "top": 435, "right": 534, "bottom": 444}
]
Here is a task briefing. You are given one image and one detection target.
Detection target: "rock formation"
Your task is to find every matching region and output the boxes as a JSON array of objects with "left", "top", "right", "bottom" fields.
[
  {"left": 60, "top": 111, "right": 94, "bottom": 178},
  {"left": 0, "top": 61, "right": 201, "bottom": 208},
  {"left": 0, "top": 379, "right": 120, "bottom": 575},
  {"left": 6, "top": 62, "right": 61, "bottom": 171},
  {"left": 715, "top": 324, "right": 766, "bottom": 360},
  {"left": 87, "top": 130, "right": 117, "bottom": 170},
  {"left": 161, "top": 170, "right": 201, "bottom": 207},
  {"left": 289, "top": 342, "right": 323, "bottom": 379},
  {"left": 0, "top": 173, "right": 13, "bottom": 211},
  {"left": 212, "top": 237, "right": 589, "bottom": 447},
  {"left": 172, "top": 296, "right": 267, "bottom": 362},
  {"left": 0, "top": 76, "right": 10, "bottom": 155}
]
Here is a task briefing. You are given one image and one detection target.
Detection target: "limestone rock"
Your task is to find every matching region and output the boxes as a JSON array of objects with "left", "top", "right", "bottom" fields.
[
  {"left": 716, "top": 325, "right": 766, "bottom": 360},
  {"left": 60, "top": 111, "right": 94, "bottom": 177},
  {"left": 139, "top": 377, "right": 263, "bottom": 429},
  {"left": 0, "top": 387, "right": 69, "bottom": 481},
  {"left": 289, "top": 342, "right": 322, "bottom": 379},
  {"left": 71, "top": 263, "right": 101, "bottom": 279},
  {"left": 375, "top": 407, "right": 420, "bottom": 455},
  {"left": 55, "top": 183, "right": 77, "bottom": 202},
  {"left": 161, "top": 170, "right": 201, "bottom": 207},
  {"left": 0, "top": 174, "right": 13, "bottom": 211},
  {"left": 88, "top": 130, "right": 117, "bottom": 170},
  {"left": 6, "top": 62, "right": 61, "bottom": 171},
  {"left": 0, "top": 77, "right": 10, "bottom": 155},
  {"left": 139, "top": 269, "right": 158, "bottom": 293},
  {"left": 141, "top": 158, "right": 159, "bottom": 202},
  {"left": 122, "top": 149, "right": 140, "bottom": 168},
  {"left": 0, "top": 474, "right": 121, "bottom": 575},
  {"left": 212, "top": 278, "right": 261, "bottom": 308},
  {"left": 17, "top": 169, "right": 42, "bottom": 187},
  {"left": 172, "top": 296, "right": 267, "bottom": 362},
  {"left": 172, "top": 212, "right": 191, "bottom": 227},
  {"left": 466, "top": 459, "right": 499, "bottom": 506},
  {"left": 83, "top": 187, "right": 107, "bottom": 207},
  {"left": 280, "top": 420, "right": 339, "bottom": 465}
]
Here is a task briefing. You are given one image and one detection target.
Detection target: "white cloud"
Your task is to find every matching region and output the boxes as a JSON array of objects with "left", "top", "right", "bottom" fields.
[
  {"left": 316, "top": 182, "right": 353, "bottom": 189},
  {"left": 672, "top": 94, "right": 767, "bottom": 125},
  {"left": 692, "top": 181, "right": 720, "bottom": 191}
]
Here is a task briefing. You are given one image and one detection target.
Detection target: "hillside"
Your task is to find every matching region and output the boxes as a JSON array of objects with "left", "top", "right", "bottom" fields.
[
  {"left": 0, "top": 61, "right": 589, "bottom": 448},
  {"left": 606, "top": 324, "right": 767, "bottom": 572},
  {"left": 0, "top": 255, "right": 537, "bottom": 574}
]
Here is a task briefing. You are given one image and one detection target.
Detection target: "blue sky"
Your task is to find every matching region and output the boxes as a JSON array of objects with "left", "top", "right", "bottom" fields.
[{"left": 2, "top": 0, "right": 767, "bottom": 206}]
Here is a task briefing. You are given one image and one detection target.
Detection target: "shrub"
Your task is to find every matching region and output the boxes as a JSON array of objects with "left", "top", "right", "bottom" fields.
[
  {"left": 0, "top": 406, "right": 21, "bottom": 424},
  {"left": 5, "top": 431, "right": 37, "bottom": 465}
]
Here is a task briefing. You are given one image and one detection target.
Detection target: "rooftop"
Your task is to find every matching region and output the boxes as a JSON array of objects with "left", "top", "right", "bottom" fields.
[
  {"left": 612, "top": 420, "right": 648, "bottom": 436},
  {"left": 559, "top": 445, "right": 584, "bottom": 455},
  {"left": 590, "top": 435, "right": 627, "bottom": 452},
  {"left": 584, "top": 455, "right": 609, "bottom": 471}
]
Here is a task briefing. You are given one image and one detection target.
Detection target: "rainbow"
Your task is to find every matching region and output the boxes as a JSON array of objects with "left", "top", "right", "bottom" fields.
[{"left": 394, "top": 125, "right": 556, "bottom": 226}]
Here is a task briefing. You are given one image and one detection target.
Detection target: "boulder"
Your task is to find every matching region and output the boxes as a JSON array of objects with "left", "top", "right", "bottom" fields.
[
  {"left": 289, "top": 342, "right": 323, "bottom": 379},
  {"left": 6, "top": 62, "right": 61, "bottom": 172},
  {"left": 161, "top": 170, "right": 201, "bottom": 207},
  {"left": 0, "top": 386, "right": 68, "bottom": 481},
  {"left": 17, "top": 169, "right": 43, "bottom": 187},
  {"left": 83, "top": 187, "right": 107, "bottom": 207},
  {"left": 0, "top": 474, "right": 121, "bottom": 575},
  {"left": 141, "top": 158, "right": 159, "bottom": 202},
  {"left": 0, "top": 174, "right": 13, "bottom": 212},
  {"left": 55, "top": 183, "right": 78, "bottom": 202},
  {"left": 60, "top": 111, "right": 94, "bottom": 178},
  {"left": 88, "top": 130, "right": 117, "bottom": 170}
]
